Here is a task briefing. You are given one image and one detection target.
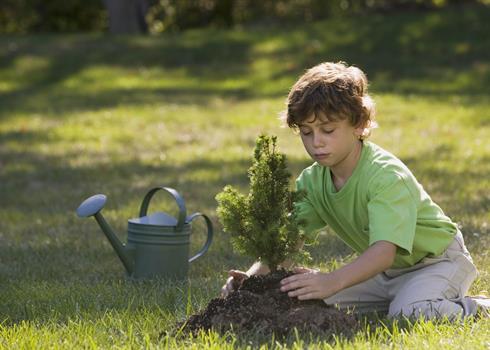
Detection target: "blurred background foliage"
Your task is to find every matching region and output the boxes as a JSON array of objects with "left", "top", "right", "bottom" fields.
[{"left": 1, "top": 0, "right": 489, "bottom": 34}]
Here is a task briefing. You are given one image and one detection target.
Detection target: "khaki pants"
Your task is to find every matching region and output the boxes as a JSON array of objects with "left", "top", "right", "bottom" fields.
[{"left": 324, "top": 232, "right": 479, "bottom": 319}]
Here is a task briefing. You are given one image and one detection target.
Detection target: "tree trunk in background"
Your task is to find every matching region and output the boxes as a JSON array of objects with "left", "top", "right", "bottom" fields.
[
  {"left": 103, "top": 0, "right": 148, "bottom": 34},
  {"left": 213, "top": 0, "right": 235, "bottom": 27}
]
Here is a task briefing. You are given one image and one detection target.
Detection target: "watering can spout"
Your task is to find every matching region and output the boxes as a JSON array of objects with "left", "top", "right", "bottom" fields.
[{"left": 77, "top": 194, "right": 134, "bottom": 275}]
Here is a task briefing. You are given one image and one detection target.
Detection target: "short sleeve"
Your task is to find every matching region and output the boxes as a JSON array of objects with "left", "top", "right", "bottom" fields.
[
  {"left": 367, "top": 174, "right": 417, "bottom": 255},
  {"left": 295, "top": 175, "right": 326, "bottom": 241}
]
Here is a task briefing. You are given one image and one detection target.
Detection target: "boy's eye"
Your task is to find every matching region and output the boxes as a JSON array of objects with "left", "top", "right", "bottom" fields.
[
  {"left": 299, "top": 129, "right": 311, "bottom": 135},
  {"left": 321, "top": 128, "right": 334, "bottom": 134}
]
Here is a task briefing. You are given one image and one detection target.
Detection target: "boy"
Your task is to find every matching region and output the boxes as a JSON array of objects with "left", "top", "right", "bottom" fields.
[{"left": 222, "top": 61, "right": 488, "bottom": 319}]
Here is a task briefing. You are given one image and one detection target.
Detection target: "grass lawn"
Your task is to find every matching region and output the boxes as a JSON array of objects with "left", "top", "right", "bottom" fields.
[{"left": 1, "top": 4, "right": 489, "bottom": 349}]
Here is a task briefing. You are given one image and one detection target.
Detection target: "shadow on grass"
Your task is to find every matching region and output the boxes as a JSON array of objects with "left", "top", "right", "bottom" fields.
[
  {"left": 0, "top": 32, "right": 255, "bottom": 117},
  {"left": 1, "top": 138, "right": 487, "bottom": 273},
  {"left": 400, "top": 144, "right": 490, "bottom": 218},
  {"left": 270, "top": 5, "right": 490, "bottom": 96},
  {"left": 1, "top": 5, "right": 489, "bottom": 117}
]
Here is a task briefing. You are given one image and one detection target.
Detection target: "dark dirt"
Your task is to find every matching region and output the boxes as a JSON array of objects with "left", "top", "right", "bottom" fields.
[{"left": 179, "top": 270, "right": 359, "bottom": 337}]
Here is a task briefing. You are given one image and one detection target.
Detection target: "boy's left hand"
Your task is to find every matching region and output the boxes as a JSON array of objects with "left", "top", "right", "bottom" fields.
[{"left": 280, "top": 267, "right": 341, "bottom": 300}]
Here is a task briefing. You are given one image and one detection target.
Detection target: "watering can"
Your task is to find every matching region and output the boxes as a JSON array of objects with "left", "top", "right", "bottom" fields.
[{"left": 76, "top": 187, "right": 213, "bottom": 280}]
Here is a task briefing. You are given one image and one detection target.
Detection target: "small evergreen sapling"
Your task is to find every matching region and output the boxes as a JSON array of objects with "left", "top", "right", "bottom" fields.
[{"left": 216, "top": 135, "right": 309, "bottom": 271}]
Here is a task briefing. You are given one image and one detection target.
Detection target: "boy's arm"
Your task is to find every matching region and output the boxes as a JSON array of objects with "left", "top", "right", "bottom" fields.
[{"left": 280, "top": 240, "right": 396, "bottom": 300}]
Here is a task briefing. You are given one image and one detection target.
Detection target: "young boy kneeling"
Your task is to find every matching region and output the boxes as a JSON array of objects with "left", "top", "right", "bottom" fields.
[{"left": 222, "top": 61, "right": 488, "bottom": 319}]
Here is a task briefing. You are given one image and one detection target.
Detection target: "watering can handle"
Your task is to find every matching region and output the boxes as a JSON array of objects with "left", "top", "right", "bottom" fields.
[
  {"left": 187, "top": 212, "right": 213, "bottom": 263},
  {"left": 139, "top": 187, "right": 187, "bottom": 230}
]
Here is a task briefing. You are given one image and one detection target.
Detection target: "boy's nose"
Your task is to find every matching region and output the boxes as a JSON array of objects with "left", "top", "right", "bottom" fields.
[{"left": 312, "top": 134, "right": 324, "bottom": 148}]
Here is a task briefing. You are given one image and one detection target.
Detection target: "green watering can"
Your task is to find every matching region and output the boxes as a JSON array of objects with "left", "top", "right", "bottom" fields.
[{"left": 76, "top": 187, "right": 213, "bottom": 280}]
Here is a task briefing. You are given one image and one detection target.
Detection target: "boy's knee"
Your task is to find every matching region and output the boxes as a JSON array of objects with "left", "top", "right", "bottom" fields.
[{"left": 388, "top": 299, "right": 464, "bottom": 320}]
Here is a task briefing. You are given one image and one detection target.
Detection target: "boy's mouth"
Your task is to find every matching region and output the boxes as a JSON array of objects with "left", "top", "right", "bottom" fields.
[{"left": 314, "top": 153, "right": 330, "bottom": 159}]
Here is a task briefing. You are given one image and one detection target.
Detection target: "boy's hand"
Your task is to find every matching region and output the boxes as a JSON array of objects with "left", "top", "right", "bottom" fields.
[
  {"left": 280, "top": 267, "right": 341, "bottom": 300},
  {"left": 220, "top": 270, "right": 249, "bottom": 298}
]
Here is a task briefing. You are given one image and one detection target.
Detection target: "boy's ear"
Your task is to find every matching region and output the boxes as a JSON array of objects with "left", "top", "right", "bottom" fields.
[
  {"left": 353, "top": 124, "right": 370, "bottom": 140},
  {"left": 353, "top": 126, "right": 365, "bottom": 137}
]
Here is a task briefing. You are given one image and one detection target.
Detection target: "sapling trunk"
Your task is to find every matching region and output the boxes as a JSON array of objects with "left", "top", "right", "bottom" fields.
[{"left": 216, "top": 134, "right": 308, "bottom": 271}]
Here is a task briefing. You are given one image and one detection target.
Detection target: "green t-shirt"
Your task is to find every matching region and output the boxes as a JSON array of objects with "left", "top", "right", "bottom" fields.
[{"left": 295, "top": 141, "right": 457, "bottom": 268}]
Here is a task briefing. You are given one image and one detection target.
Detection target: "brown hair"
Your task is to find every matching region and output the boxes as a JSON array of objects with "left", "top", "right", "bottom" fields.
[{"left": 282, "top": 61, "right": 376, "bottom": 139}]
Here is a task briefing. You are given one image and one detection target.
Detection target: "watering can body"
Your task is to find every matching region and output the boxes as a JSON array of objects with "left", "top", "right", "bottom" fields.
[{"left": 77, "top": 187, "right": 213, "bottom": 280}]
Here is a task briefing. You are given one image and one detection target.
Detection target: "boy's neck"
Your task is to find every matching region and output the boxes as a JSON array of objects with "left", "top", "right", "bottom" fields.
[{"left": 330, "top": 140, "right": 363, "bottom": 191}]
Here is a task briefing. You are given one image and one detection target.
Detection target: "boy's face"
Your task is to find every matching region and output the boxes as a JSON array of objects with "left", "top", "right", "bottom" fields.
[{"left": 298, "top": 114, "right": 364, "bottom": 170}]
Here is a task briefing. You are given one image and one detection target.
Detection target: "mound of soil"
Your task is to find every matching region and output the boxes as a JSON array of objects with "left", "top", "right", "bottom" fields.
[{"left": 180, "top": 270, "right": 358, "bottom": 337}]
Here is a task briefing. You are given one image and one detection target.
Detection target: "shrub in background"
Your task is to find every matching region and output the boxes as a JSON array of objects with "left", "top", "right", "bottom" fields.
[
  {"left": 0, "top": 0, "right": 107, "bottom": 33},
  {"left": 1, "top": 0, "right": 487, "bottom": 34}
]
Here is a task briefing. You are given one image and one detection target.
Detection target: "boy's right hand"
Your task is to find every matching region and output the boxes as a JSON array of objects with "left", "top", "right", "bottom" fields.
[{"left": 220, "top": 270, "right": 249, "bottom": 298}]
